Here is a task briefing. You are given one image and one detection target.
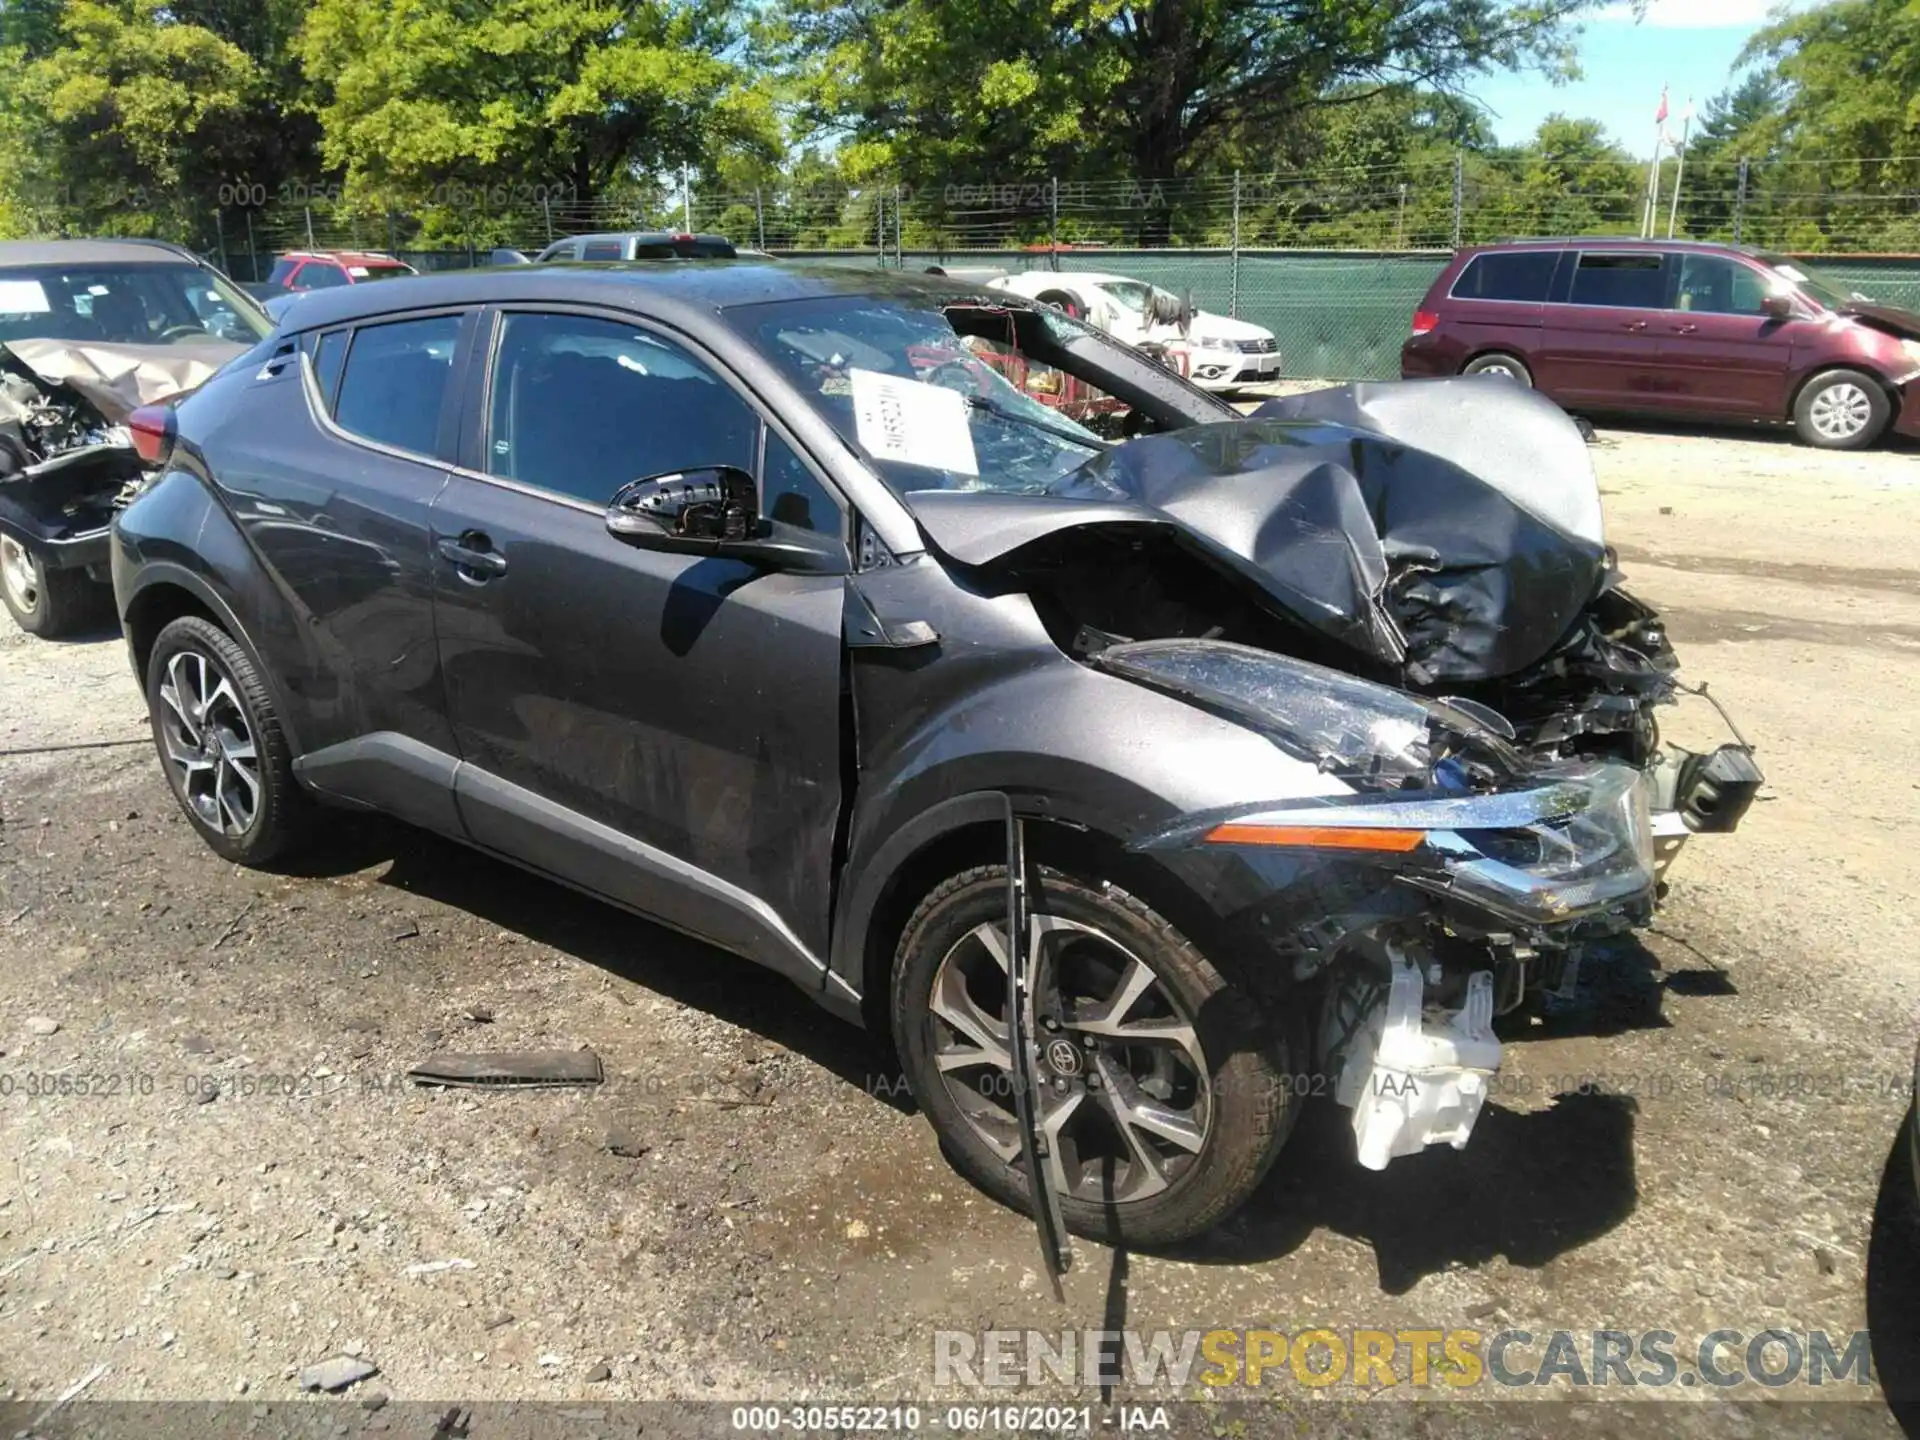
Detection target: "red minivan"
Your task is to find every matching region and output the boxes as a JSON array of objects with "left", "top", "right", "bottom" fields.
[{"left": 1402, "top": 238, "right": 1920, "bottom": 449}]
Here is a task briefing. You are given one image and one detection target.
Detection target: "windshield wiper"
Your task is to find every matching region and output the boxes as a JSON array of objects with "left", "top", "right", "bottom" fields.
[{"left": 960, "top": 393, "right": 1107, "bottom": 450}]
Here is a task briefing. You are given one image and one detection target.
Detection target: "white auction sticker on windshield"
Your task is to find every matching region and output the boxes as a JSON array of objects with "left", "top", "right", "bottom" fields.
[
  {"left": 850, "top": 367, "right": 978, "bottom": 476},
  {"left": 0, "top": 279, "right": 51, "bottom": 314}
]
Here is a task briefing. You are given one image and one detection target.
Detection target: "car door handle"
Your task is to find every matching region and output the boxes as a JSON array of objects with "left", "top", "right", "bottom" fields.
[
  {"left": 436, "top": 533, "right": 507, "bottom": 579},
  {"left": 1671, "top": 323, "right": 1699, "bottom": 335},
  {"left": 1623, "top": 320, "right": 1648, "bottom": 332}
]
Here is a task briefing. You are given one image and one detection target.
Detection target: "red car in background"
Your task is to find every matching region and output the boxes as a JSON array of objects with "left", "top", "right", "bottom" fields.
[
  {"left": 266, "top": 250, "right": 416, "bottom": 292},
  {"left": 1401, "top": 237, "right": 1920, "bottom": 449}
]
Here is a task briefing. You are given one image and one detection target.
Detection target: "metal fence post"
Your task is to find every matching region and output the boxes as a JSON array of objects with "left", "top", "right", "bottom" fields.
[
  {"left": 1230, "top": 170, "right": 1241, "bottom": 319},
  {"left": 245, "top": 209, "right": 257, "bottom": 281},
  {"left": 304, "top": 206, "right": 315, "bottom": 250},
  {"left": 755, "top": 186, "right": 766, "bottom": 250},
  {"left": 875, "top": 188, "right": 885, "bottom": 266},
  {"left": 1451, "top": 152, "right": 1464, "bottom": 250},
  {"left": 214, "top": 208, "right": 228, "bottom": 276},
  {"left": 1734, "top": 158, "right": 1749, "bottom": 246},
  {"left": 543, "top": 195, "right": 553, "bottom": 243},
  {"left": 894, "top": 183, "right": 904, "bottom": 268},
  {"left": 1048, "top": 176, "right": 1059, "bottom": 267}
]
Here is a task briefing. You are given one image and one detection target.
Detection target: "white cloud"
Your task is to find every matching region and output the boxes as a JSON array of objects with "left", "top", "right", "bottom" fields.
[{"left": 1597, "top": 0, "right": 1833, "bottom": 27}]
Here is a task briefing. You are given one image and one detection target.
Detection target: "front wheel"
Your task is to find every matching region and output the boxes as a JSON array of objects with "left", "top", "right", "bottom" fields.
[
  {"left": 1795, "top": 369, "right": 1890, "bottom": 450},
  {"left": 892, "top": 865, "right": 1296, "bottom": 1245}
]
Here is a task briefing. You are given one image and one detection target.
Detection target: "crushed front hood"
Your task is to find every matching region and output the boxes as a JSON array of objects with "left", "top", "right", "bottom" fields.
[
  {"left": 1841, "top": 301, "right": 1920, "bottom": 341},
  {"left": 906, "top": 379, "right": 1607, "bottom": 684},
  {"left": 1, "top": 337, "right": 245, "bottom": 424}
]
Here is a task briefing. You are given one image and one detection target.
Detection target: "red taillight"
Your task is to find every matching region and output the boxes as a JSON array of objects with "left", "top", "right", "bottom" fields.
[
  {"left": 1411, "top": 308, "right": 1440, "bottom": 337},
  {"left": 127, "top": 404, "right": 174, "bottom": 466}
]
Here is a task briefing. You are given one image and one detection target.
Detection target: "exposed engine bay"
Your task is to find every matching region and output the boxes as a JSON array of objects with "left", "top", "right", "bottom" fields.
[
  {"left": 0, "top": 338, "right": 238, "bottom": 566},
  {"left": 898, "top": 372, "right": 1762, "bottom": 1173}
]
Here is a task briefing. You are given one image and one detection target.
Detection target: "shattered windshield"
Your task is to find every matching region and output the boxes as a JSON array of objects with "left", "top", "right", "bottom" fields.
[
  {"left": 0, "top": 262, "right": 270, "bottom": 346},
  {"left": 1096, "top": 280, "right": 1176, "bottom": 316},
  {"left": 728, "top": 294, "right": 1110, "bottom": 495}
]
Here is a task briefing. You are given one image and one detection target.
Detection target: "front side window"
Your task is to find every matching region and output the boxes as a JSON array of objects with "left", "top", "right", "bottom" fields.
[
  {"left": 1675, "top": 254, "right": 1781, "bottom": 316},
  {"left": 333, "top": 313, "right": 461, "bottom": 456},
  {"left": 1569, "top": 253, "right": 1668, "bottom": 309},
  {"left": 1452, "top": 250, "right": 1560, "bottom": 302},
  {"left": 485, "top": 312, "right": 761, "bottom": 507}
]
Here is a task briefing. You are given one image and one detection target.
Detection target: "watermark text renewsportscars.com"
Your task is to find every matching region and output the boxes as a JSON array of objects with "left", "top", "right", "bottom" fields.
[{"left": 933, "top": 1327, "right": 1873, "bottom": 1393}]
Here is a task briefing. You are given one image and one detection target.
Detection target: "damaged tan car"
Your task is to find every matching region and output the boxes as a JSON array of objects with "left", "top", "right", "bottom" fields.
[{"left": 0, "top": 240, "right": 266, "bottom": 635}]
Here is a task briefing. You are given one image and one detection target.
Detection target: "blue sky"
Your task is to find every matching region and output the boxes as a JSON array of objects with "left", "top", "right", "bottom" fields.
[{"left": 1471, "top": 0, "right": 1827, "bottom": 152}]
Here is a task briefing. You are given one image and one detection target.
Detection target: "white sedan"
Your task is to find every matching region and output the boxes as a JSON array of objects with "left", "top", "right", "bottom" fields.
[{"left": 984, "top": 270, "right": 1282, "bottom": 393}]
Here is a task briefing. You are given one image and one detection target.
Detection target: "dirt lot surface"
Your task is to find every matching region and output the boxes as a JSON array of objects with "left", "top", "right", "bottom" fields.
[{"left": 2, "top": 417, "right": 1919, "bottom": 1435}]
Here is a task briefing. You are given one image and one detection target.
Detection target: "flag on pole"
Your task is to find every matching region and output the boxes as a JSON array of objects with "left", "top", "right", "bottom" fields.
[{"left": 1655, "top": 86, "right": 1670, "bottom": 126}]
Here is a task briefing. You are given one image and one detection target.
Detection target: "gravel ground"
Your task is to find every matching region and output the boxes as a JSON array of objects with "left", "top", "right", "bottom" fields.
[{"left": 1, "top": 415, "right": 1918, "bottom": 1436}]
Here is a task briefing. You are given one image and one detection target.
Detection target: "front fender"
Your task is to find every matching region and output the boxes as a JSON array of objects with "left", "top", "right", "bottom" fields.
[{"left": 830, "top": 567, "right": 1360, "bottom": 1005}]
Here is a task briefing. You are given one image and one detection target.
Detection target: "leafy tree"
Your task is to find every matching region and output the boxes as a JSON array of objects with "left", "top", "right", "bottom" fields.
[
  {"left": 1738, "top": 0, "right": 1920, "bottom": 249},
  {"left": 781, "top": 0, "right": 1603, "bottom": 205},
  {"left": 0, "top": 0, "right": 259, "bottom": 239},
  {"left": 1676, "top": 72, "right": 1782, "bottom": 241},
  {"left": 297, "top": 0, "right": 781, "bottom": 244},
  {"left": 1465, "top": 114, "right": 1639, "bottom": 242}
]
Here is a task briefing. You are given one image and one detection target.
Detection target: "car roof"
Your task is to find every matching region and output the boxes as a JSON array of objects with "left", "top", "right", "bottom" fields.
[
  {"left": 1468, "top": 236, "right": 1763, "bottom": 256},
  {"left": 551, "top": 231, "right": 730, "bottom": 245},
  {"left": 277, "top": 260, "right": 1005, "bottom": 334},
  {"left": 0, "top": 238, "right": 203, "bottom": 267},
  {"left": 281, "top": 251, "right": 408, "bottom": 265}
]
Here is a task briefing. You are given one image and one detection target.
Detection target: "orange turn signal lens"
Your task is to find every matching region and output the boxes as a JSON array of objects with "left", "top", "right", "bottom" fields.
[{"left": 1203, "top": 824, "right": 1426, "bottom": 852}]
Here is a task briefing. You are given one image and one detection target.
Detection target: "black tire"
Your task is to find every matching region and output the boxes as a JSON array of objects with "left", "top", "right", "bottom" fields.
[
  {"left": 1034, "top": 289, "right": 1084, "bottom": 320},
  {"left": 0, "top": 537, "right": 111, "bottom": 638},
  {"left": 144, "top": 615, "right": 311, "bottom": 866},
  {"left": 1461, "top": 352, "right": 1533, "bottom": 387},
  {"left": 1794, "top": 368, "right": 1890, "bottom": 450},
  {"left": 891, "top": 865, "right": 1296, "bottom": 1246}
]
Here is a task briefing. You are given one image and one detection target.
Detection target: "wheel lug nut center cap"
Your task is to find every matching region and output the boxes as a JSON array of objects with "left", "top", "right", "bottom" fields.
[{"left": 1043, "top": 1037, "right": 1083, "bottom": 1077}]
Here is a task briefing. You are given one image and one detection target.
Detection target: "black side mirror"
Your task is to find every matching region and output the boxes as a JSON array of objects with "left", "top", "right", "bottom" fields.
[
  {"left": 606, "top": 465, "right": 848, "bottom": 574},
  {"left": 608, "top": 466, "right": 761, "bottom": 546},
  {"left": 1759, "top": 293, "right": 1794, "bottom": 320}
]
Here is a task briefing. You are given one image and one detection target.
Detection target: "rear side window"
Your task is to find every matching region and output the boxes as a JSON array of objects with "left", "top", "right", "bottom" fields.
[
  {"left": 581, "top": 240, "right": 624, "bottom": 261},
  {"left": 333, "top": 314, "right": 462, "bottom": 457},
  {"left": 310, "top": 329, "right": 348, "bottom": 409},
  {"left": 268, "top": 259, "right": 298, "bottom": 286},
  {"left": 1451, "top": 251, "right": 1559, "bottom": 302},
  {"left": 1569, "top": 253, "right": 1668, "bottom": 308}
]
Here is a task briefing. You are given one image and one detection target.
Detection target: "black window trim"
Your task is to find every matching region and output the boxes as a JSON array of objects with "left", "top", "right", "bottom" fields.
[
  {"left": 447, "top": 301, "right": 853, "bottom": 546},
  {"left": 1445, "top": 247, "right": 1565, "bottom": 304},
  {"left": 298, "top": 304, "right": 476, "bottom": 468}
]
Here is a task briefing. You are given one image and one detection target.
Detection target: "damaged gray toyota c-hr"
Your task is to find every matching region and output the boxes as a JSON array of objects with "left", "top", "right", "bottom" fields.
[{"left": 109, "top": 263, "right": 1761, "bottom": 1244}]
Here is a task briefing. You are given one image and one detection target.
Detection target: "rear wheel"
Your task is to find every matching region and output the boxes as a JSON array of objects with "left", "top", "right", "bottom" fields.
[
  {"left": 892, "top": 865, "right": 1296, "bottom": 1245},
  {"left": 1034, "top": 289, "right": 1084, "bottom": 320},
  {"left": 1795, "top": 369, "right": 1890, "bottom": 450},
  {"left": 145, "top": 615, "right": 311, "bottom": 866},
  {"left": 1462, "top": 352, "right": 1533, "bottom": 387},
  {"left": 0, "top": 536, "right": 109, "bottom": 638}
]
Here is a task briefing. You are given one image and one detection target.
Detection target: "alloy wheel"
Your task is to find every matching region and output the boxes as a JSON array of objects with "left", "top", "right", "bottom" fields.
[
  {"left": 1810, "top": 381, "right": 1873, "bottom": 441},
  {"left": 156, "top": 648, "right": 262, "bottom": 837},
  {"left": 928, "top": 914, "right": 1211, "bottom": 1204},
  {"left": 0, "top": 536, "right": 38, "bottom": 615}
]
